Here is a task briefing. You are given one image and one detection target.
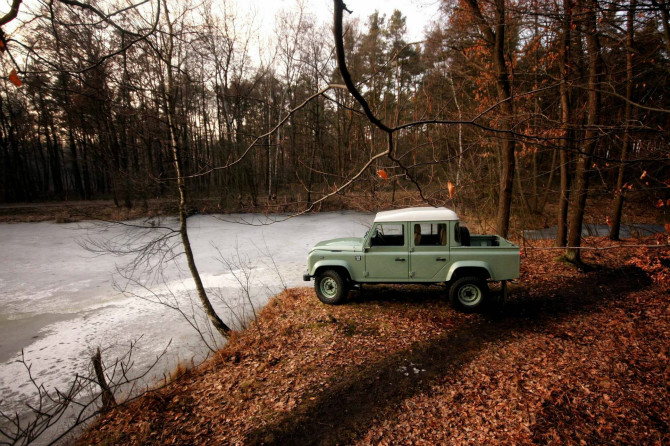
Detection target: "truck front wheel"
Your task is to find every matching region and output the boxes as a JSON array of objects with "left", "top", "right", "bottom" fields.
[
  {"left": 315, "top": 269, "right": 348, "bottom": 305},
  {"left": 449, "top": 276, "right": 489, "bottom": 312}
]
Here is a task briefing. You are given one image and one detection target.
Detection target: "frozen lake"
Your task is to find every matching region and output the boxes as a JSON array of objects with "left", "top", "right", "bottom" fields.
[
  {"left": 523, "top": 223, "right": 665, "bottom": 240},
  {"left": 0, "top": 211, "right": 373, "bottom": 439}
]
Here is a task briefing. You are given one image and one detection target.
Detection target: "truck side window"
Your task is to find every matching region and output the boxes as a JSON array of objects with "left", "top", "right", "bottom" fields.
[
  {"left": 414, "top": 223, "right": 447, "bottom": 246},
  {"left": 454, "top": 222, "right": 461, "bottom": 244},
  {"left": 371, "top": 223, "right": 404, "bottom": 247}
]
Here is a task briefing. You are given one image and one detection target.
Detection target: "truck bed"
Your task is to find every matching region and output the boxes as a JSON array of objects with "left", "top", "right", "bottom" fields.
[
  {"left": 450, "top": 235, "right": 520, "bottom": 280},
  {"left": 468, "top": 235, "right": 517, "bottom": 247}
]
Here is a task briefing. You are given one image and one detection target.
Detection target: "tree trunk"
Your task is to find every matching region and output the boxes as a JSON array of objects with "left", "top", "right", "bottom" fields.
[
  {"left": 92, "top": 347, "right": 117, "bottom": 412},
  {"left": 566, "top": 0, "right": 601, "bottom": 264},
  {"left": 493, "top": 0, "right": 516, "bottom": 238},
  {"left": 556, "top": 0, "right": 574, "bottom": 247},
  {"left": 162, "top": 0, "right": 231, "bottom": 338},
  {"left": 448, "top": 71, "right": 464, "bottom": 187},
  {"left": 609, "top": 0, "right": 636, "bottom": 240},
  {"left": 464, "top": 0, "right": 516, "bottom": 238},
  {"left": 69, "top": 129, "right": 86, "bottom": 199},
  {"left": 652, "top": 0, "right": 670, "bottom": 55},
  {"left": 538, "top": 148, "right": 557, "bottom": 214},
  {"left": 556, "top": 148, "right": 571, "bottom": 247},
  {"left": 47, "top": 126, "right": 64, "bottom": 198}
]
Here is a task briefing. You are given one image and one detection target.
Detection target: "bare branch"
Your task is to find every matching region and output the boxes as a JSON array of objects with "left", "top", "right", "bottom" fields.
[
  {"left": 181, "top": 84, "right": 349, "bottom": 179},
  {"left": 0, "top": 0, "right": 21, "bottom": 26},
  {"left": 334, "top": 0, "right": 391, "bottom": 133},
  {"left": 57, "top": 0, "right": 147, "bottom": 37},
  {"left": 0, "top": 339, "right": 172, "bottom": 445}
]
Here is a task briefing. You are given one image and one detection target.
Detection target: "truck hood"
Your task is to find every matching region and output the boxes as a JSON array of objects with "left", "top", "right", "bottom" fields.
[{"left": 311, "top": 237, "right": 363, "bottom": 252}]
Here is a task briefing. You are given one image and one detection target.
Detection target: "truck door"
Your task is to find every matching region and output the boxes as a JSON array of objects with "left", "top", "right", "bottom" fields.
[
  {"left": 365, "top": 222, "right": 409, "bottom": 281},
  {"left": 409, "top": 222, "right": 450, "bottom": 280}
]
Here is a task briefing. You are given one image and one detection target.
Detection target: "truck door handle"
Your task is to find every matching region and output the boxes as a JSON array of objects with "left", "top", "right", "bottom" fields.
[
  {"left": 436, "top": 257, "right": 447, "bottom": 261},
  {"left": 395, "top": 258, "right": 406, "bottom": 262}
]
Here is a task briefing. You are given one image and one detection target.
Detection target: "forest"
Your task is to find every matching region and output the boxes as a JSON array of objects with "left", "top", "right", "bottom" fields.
[
  {"left": 0, "top": 0, "right": 668, "bottom": 251},
  {"left": 1, "top": 1, "right": 669, "bottom": 444}
]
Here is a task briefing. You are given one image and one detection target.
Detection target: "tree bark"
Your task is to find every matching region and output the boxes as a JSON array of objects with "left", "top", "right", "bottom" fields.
[
  {"left": 651, "top": 0, "right": 670, "bottom": 55},
  {"left": 464, "top": 0, "right": 516, "bottom": 238},
  {"left": 556, "top": 0, "right": 574, "bottom": 247},
  {"left": 162, "top": 0, "right": 231, "bottom": 338},
  {"left": 609, "top": 0, "right": 636, "bottom": 240},
  {"left": 68, "top": 129, "right": 86, "bottom": 199},
  {"left": 566, "top": 0, "right": 601, "bottom": 264},
  {"left": 92, "top": 347, "right": 116, "bottom": 412}
]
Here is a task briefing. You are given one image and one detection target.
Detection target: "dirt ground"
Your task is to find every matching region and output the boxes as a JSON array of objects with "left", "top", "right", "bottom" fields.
[{"left": 77, "top": 237, "right": 670, "bottom": 445}]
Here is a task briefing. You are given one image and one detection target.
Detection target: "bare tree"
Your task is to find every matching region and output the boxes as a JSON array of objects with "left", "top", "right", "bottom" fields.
[
  {"left": 461, "top": 0, "right": 517, "bottom": 238},
  {"left": 609, "top": 0, "right": 637, "bottom": 241},
  {"left": 329, "top": 0, "right": 522, "bottom": 231},
  {"left": 566, "top": 0, "right": 602, "bottom": 264},
  {"left": 556, "top": 0, "right": 575, "bottom": 248},
  {"left": 157, "top": 0, "right": 231, "bottom": 337},
  {"left": 0, "top": 339, "right": 171, "bottom": 446}
]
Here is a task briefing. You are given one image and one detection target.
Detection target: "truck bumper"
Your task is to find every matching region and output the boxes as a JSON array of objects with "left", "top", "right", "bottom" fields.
[{"left": 303, "top": 272, "right": 312, "bottom": 281}]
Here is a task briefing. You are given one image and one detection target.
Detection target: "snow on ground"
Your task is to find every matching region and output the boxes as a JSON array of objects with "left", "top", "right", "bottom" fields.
[{"left": 0, "top": 211, "right": 373, "bottom": 423}]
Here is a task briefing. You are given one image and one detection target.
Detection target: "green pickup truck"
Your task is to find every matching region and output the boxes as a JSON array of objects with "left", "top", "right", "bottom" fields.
[{"left": 303, "top": 207, "right": 520, "bottom": 311}]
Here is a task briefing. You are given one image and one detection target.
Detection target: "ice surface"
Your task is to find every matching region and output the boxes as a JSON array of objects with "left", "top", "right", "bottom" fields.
[
  {"left": 0, "top": 211, "right": 373, "bottom": 436},
  {"left": 522, "top": 223, "right": 665, "bottom": 240}
]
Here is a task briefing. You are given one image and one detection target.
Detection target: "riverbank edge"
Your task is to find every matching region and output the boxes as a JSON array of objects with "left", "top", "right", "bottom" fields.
[
  {"left": 0, "top": 192, "right": 664, "bottom": 231},
  {"left": 76, "top": 237, "right": 670, "bottom": 445}
]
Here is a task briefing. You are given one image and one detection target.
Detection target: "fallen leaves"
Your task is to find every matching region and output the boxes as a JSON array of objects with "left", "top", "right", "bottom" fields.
[{"left": 78, "top": 237, "right": 670, "bottom": 445}]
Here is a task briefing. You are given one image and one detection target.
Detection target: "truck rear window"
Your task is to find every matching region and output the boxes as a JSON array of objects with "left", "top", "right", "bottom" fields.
[{"left": 414, "top": 223, "right": 447, "bottom": 246}]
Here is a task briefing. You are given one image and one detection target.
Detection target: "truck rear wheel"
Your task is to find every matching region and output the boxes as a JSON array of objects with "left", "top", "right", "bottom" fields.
[
  {"left": 449, "top": 276, "right": 489, "bottom": 312},
  {"left": 315, "top": 269, "right": 348, "bottom": 305}
]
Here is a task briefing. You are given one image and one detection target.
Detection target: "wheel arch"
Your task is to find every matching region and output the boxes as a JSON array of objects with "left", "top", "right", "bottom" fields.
[
  {"left": 313, "top": 262, "right": 353, "bottom": 282},
  {"left": 446, "top": 262, "right": 492, "bottom": 282}
]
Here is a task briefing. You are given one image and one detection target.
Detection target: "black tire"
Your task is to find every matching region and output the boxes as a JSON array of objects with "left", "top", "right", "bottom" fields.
[
  {"left": 315, "top": 269, "right": 348, "bottom": 304},
  {"left": 449, "top": 276, "right": 489, "bottom": 312}
]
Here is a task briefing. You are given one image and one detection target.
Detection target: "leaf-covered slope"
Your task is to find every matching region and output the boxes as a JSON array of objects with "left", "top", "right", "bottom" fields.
[{"left": 80, "top": 238, "right": 669, "bottom": 445}]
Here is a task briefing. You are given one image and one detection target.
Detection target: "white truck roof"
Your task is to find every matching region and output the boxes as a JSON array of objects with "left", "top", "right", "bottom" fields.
[{"left": 374, "top": 207, "right": 459, "bottom": 223}]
